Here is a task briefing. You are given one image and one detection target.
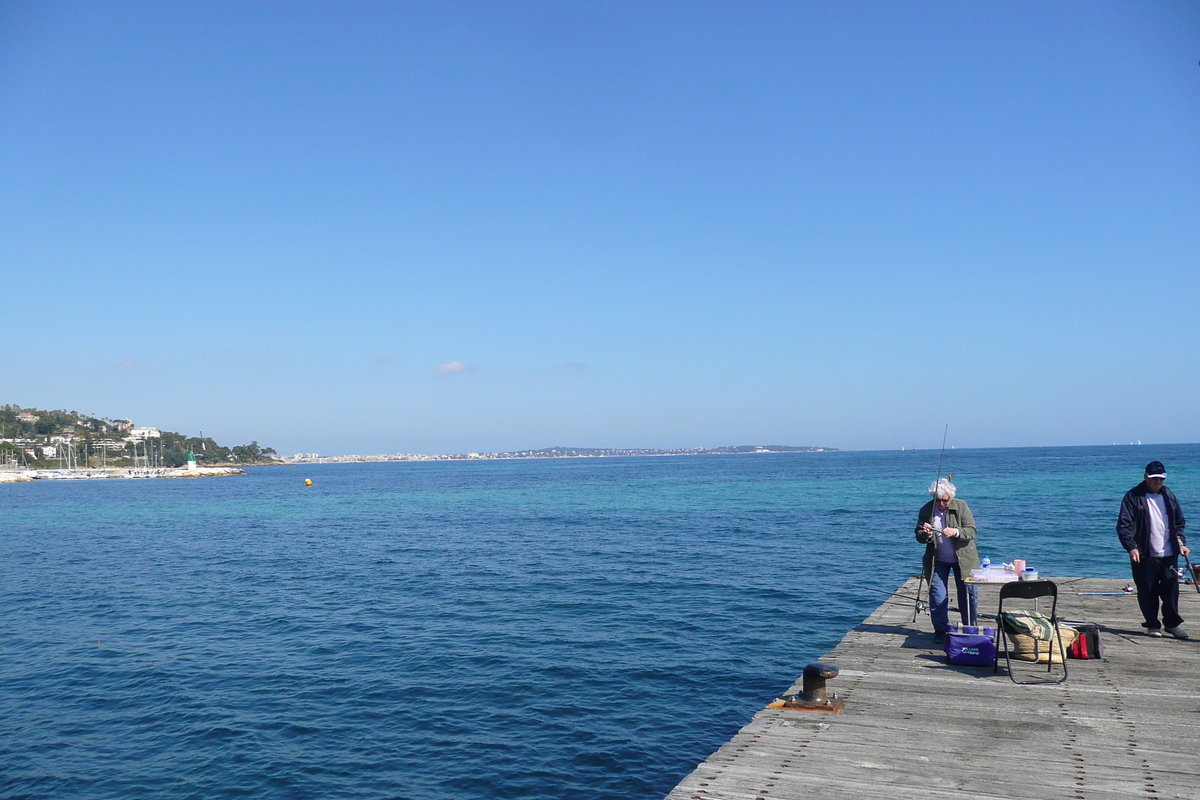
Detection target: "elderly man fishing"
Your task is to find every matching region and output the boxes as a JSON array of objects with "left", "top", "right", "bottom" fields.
[
  {"left": 1117, "top": 460, "right": 1190, "bottom": 639},
  {"left": 915, "top": 478, "right": 980, "bottom": 644}
]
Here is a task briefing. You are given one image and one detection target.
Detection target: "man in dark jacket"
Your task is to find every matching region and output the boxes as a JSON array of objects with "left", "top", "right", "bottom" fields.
[{"left": 1117, "top": 460, "right": 1190, "bottom": 638}]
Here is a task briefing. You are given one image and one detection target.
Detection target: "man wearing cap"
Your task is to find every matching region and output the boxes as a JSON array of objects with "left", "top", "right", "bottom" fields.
[{"left": 1117, "top": 461, "right": 1190, "bottom": 639}]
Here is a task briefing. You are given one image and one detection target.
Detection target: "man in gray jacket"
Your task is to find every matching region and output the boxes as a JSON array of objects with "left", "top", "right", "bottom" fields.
[{"left": 1117, "top": 460, "right": 1190, "bottom": 639}]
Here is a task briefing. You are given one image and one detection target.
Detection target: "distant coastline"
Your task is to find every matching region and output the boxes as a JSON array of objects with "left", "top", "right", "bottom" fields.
[{"left": 279, "top": 444, "right": 838, "bottom": 465}]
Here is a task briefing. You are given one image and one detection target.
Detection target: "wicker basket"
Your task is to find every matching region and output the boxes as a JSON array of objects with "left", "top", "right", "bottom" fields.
[{"left": 1009, "top": 626, "right": 1078, "bottom": 663}]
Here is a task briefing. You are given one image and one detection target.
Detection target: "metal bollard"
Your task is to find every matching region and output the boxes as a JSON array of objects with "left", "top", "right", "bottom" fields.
[
  {"left": 802, "top": 662, "right": 839, "bottom": 703},
  {"left": 767, "top": 662, "right": 845, "bottom": 713}
]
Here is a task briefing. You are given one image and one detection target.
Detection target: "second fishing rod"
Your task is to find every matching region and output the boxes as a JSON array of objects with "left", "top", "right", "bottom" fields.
[{"left": 913, "top": 425, "right": 949, "bottom": 623}]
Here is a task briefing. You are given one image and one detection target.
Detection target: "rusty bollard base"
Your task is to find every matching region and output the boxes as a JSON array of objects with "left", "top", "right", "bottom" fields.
[{"left": 766, "top": 692, "right": 845, "bottom": 713}]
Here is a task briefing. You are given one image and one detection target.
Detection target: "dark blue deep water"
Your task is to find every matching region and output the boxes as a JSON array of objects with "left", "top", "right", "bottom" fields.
[{"left": 2, "top": 445, "right": 1197, "bottom": 799}]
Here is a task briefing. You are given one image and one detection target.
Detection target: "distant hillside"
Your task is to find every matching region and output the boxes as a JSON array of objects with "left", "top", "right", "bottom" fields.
[{"left": 0, "top": 404, "right": 279, "bottom": 469}]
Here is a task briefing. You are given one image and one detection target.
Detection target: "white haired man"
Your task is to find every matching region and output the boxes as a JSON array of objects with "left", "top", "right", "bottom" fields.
[
  {"left": 915, "top": 478, "right": 980, "bottom": 644},
  {"left": 1117, "top": 460, "right": 1189, "bottom": 639}
]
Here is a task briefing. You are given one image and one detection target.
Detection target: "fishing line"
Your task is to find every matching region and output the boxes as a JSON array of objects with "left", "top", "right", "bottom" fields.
[{"left": 852, "top": 584, "right": 922, "bottom": 604}]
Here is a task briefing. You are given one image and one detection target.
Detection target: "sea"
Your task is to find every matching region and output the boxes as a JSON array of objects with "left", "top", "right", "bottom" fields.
[{"left": 2, "top": 444, "right": 1197, "bottom": 800}]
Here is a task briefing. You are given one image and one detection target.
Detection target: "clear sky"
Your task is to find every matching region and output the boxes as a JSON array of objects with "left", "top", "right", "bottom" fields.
[{"left": 2, "top": 1, "right": 1198, "bottom": 455}]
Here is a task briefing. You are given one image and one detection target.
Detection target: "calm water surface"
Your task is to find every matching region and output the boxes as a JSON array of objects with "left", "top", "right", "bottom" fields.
[{"left": 2, "top": 445, "right": 1197, "bottom": 799}]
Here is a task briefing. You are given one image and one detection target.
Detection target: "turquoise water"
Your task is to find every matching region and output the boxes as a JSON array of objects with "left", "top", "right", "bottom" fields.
[{"left": 2, "top": 445, "right": 1197, "bottom": 799}]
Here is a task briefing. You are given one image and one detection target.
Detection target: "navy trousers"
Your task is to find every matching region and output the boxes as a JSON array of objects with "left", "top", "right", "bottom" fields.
[{"left": 1131, "top": 554, "right": 1183, "bottom": 630}]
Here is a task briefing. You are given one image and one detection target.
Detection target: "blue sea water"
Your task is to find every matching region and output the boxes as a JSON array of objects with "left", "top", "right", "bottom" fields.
[{"left": 2, "top": 444, "right": 1197, "bottom": 799}]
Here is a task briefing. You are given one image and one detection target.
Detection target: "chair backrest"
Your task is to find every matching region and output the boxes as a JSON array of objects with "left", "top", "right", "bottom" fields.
[
  {"left": 999, "top": 579, "right": 1057, "bottom": 602},
  {"left": 995, "top": 578, "right": 1066, "bottom": 683}
]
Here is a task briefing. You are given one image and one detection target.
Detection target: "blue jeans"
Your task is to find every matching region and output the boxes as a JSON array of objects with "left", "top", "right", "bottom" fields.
[{"left": 931, "top": 560, "right": 978, "bottom": 632}]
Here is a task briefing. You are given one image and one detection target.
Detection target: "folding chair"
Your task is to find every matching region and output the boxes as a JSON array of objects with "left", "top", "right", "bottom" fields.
[{"left": 993, "top": 579, "right": 1067, "bottom": 684}]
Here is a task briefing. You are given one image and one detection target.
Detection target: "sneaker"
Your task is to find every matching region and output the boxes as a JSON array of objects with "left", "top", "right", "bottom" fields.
[
  {"left": 1147, "top": 628, "right": 1164, "bottom": 638},
  {"left": 933, "top": 632, "right": 947, "bottom": 644},
  {"left": 1165, "top": 626, "right": 1189, "bottom": 639}
]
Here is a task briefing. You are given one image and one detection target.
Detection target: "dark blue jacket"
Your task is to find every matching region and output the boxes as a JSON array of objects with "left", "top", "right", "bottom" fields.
[{"left": 1117, "top": 482, "right": 1187, "bottom": 555}]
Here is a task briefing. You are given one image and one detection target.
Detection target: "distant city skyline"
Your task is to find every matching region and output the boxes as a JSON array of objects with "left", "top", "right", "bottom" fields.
[{"left": 3, "top": 2, "right": 1198, "bottom": 455}]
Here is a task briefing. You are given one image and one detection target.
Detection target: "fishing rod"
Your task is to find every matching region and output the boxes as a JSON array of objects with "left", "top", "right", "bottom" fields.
[
  {"left": 1178, "top": 534, "right": 1200, "bottom": 595},
  {"left": 913, "top": 425, "right": 949, "bottom": 623}
]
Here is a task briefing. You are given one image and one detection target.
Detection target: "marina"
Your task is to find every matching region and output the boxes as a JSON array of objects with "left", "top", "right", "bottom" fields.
[
  {"left": 667, "top": 576, "right": 1200, "bottom": 800},
  {"left": 0, "top": 466, "right": 245, "bottom": 482}
]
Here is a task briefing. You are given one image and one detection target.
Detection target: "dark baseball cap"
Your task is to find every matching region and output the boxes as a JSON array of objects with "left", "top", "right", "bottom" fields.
[{"left": 1145, "top": 461, "right": 1166, "bottom": 479}]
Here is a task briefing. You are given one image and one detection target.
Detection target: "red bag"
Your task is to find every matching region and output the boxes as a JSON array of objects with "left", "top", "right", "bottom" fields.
[{"left": 1067, "top": 623, "right": 1103, "bottom": 659}]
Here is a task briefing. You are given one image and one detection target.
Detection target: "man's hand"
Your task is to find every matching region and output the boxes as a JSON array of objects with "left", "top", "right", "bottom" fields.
[
  {"left": 1182, "top": 545, "right": 1191, "bottom": 557},
  {"left": 1129, "top": 548, "right": 1141, "bottom": 563},
  {"left": 943, "top": 527, "right": 959, "bottom": 538}
]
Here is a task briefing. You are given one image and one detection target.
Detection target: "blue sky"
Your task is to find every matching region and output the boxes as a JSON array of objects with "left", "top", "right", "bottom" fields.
[{"left": 2, "top": 1, "right": 1198, "bottom": 455}]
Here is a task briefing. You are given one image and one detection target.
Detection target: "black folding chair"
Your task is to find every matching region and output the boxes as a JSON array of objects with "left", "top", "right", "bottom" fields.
[{"left": 993, "top": 579, "right": 1067, "bottom": 684}]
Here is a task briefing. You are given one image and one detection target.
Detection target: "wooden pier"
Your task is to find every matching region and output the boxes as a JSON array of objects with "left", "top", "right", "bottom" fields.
[{"left": 666, "top": 577, "right": 1200, "bottom": 800}]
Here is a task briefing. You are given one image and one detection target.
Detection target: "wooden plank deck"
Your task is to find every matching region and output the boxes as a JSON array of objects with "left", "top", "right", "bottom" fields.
[{"left": 666, "top": 577, "right": 1200, "bottom": 800}]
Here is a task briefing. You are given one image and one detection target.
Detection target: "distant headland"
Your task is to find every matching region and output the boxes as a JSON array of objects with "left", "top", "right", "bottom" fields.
[{"left": 280, "top": 444, "right": 839, "bottom": 465}]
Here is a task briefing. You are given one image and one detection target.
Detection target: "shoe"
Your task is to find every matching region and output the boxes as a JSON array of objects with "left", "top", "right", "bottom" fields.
[
  {"left": 933, "top": 632, "right": 946, "bottom": 644},
  {"left": 1165, "top": 626, "right": 1189, "bottom": 639},
  {"left": 1147, "top": 629, "right": 1164, "bottom": 638}
]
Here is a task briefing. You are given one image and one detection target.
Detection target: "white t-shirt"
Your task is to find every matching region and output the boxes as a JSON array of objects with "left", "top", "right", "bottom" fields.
[{"left": 1146, "top": 493, "right": 1172, "bottom": 557}]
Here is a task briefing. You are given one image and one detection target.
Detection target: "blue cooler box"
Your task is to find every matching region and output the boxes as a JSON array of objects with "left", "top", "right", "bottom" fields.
[{"left": 945, "top": 625, "right": 996, "bottom": 666}]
